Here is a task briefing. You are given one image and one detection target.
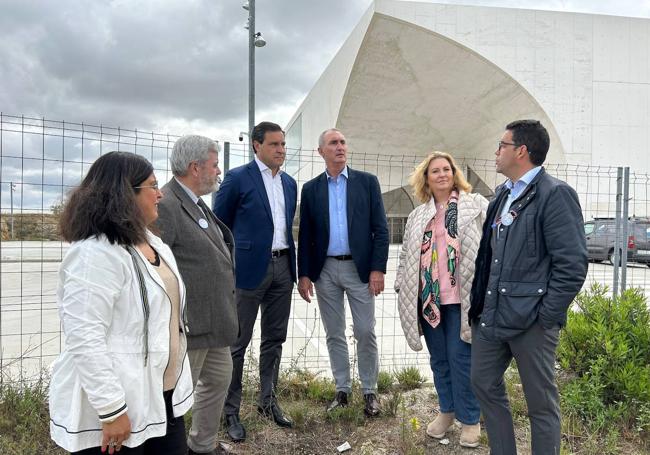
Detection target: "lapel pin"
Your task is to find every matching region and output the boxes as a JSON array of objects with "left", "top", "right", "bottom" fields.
[{"left": 198, "top": 218, "right": 209, "bottom": 229}]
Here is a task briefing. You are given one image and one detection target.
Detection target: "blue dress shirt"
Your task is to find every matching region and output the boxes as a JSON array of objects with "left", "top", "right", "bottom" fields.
[
  {"left": 326, "top": 166, "right": 351, "bottom": 256},
  {"left": 500, "top": 166, "right": 542, "bottom": 218}
]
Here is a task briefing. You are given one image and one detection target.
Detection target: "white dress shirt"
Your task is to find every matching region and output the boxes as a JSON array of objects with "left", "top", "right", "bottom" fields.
[{"left": 255, "top": 157, "right": 289, "bottom": 251}]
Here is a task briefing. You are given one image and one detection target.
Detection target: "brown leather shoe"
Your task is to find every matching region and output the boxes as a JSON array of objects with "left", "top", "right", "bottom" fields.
[
  {"left": 363, "top": 393, "right": 381, "bottom": 417},
  {"left": 327, "top": 391, "right": 349, "bottom": 412}
]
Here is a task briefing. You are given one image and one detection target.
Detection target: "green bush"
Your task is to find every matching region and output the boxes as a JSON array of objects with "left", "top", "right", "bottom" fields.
[
  {"left": 0, "top": 379, "right": 64, "bottom": 454},
  {"left": 557, "top": 284, "right": 650, "bottom": 438},
  {"left": 377, "top": 371, "right": 394, "bottom": 394},
  {"left": 394, "top": 366, "right": 425, "bottom": 391}
]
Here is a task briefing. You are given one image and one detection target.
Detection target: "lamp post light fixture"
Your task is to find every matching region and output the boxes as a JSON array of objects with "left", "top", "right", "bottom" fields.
[{"left": 244, "top": 0, "right": 266, "bottom": 160}]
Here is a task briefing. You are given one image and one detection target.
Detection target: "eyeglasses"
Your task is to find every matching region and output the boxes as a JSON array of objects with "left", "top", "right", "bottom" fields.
[
  {"left": 497, "top": 141, "right": 520, "bottom": 150},
  {"left": 134, "top": 182, "right": 159, "bottom": 190}
]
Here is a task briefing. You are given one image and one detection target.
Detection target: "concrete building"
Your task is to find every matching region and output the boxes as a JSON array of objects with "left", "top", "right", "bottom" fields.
[{"left": 284, "top": 0, "right": 650, "bottom": 235}]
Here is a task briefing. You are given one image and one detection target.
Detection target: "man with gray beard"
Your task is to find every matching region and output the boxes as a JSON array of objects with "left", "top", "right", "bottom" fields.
[{"left": 156, "top": 135, "right": 238, "bottom": 455}]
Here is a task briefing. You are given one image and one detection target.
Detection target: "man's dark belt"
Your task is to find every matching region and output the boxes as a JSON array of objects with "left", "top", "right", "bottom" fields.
[
  {"left": 329, "top": 255, "right": 353, "bottom": 261},
  {"left": 271, "top": 249, "right": 289, "bottom": 258}
]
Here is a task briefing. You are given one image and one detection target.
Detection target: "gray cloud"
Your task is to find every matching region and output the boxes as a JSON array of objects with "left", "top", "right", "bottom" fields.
[
  {"left": 0, "top": 0, "right": 369, "bottom": 135},
  {"left": 1, "top": 0, "right": 649, "bottom": 212}
]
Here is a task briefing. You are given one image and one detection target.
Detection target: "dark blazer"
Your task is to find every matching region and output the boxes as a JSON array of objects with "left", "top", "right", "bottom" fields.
[
  {"left": 213, "top": 161, "right": 297, "bottom": 290},
  {"left": 298, "top": 167, "right": 389, "bottom": 284},
  {"left": 468, "top": 168, "right": 588, "bottom": 340},
  {"left": 155, "top": 178, "right": 238, "bottom": 350}
]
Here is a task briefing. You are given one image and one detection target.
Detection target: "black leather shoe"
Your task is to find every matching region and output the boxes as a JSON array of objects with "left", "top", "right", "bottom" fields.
[
  {"left": 327, "top": 391, "right": 349, "bottom": 412},
  {"left": 224, "top": 414, "right": 246, "bottom": 442},
  {"left": 364, "top": 393, "right": 381, "bottom": 417},
  {"left": 257, "top": 401, "right": 293, "bottom": 428}
]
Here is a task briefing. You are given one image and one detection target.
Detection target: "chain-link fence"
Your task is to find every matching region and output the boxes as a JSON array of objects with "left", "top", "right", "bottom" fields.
[{"left": 2, "top": 113, "right": 649, "bottom": 384}]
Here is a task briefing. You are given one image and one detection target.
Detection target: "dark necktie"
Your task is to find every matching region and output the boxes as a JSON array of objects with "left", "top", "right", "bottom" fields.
[{"left": 197, "top": 198, "right": 211, "bottom": 225}]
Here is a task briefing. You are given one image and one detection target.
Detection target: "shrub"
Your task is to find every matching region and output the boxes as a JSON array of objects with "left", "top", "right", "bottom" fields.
[
  {"left": 557, "top": 284, "right": 650, "bottom": 438},
  {"left": 0, "top": 379, "right": 64, "bottom": 454},
  {"left": 377, "top": 371, "right": 394, "bottom": 394},
  {"left": 384, "top": 389, "right": 403, "bottom": 417},
  {"left": 394, "top": 366, "right": 425, "bottom": 391}
]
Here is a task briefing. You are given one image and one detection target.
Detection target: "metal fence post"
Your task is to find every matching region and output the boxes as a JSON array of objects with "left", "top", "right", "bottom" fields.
[
  {"left": 613, "top": 167, "right": 623, "bottom": 297},
  {"left": 224, "top": 141, "right": 230, "bottom": 173},
  {"left": 621, "top": 167, "right": 630, "bottom": 292}
]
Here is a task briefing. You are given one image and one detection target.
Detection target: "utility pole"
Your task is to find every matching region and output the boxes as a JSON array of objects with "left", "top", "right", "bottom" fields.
[{"left": 244, "top": 0, "right": 266, "bottom": 160}]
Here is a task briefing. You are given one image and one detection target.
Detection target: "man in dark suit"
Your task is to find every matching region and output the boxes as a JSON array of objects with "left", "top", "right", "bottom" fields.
[
  {"left": 297, "top": 128, "right": 389, "bottom": 417},
  {"left": 213, "top": 121, "right": 297, "bottom": 441},
  {"left": 156, "top": 135, "right": 238, "bottom": 455},
  {"left": 469, "top": 120, "right": 588, "bottom": 455}
]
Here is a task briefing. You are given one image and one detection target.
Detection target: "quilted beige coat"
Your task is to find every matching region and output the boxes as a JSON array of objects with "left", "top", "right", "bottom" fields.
[{"left": 395, "top": 191, "right": 488, "bottom": 350}]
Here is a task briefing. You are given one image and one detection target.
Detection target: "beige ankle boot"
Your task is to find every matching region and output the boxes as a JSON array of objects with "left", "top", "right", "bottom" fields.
[
  {"left": 426, "top": 412, "right": 455, "bottom": 439},
  {"left": 459, "top": 423, "right": 481, "bottom": 448}
]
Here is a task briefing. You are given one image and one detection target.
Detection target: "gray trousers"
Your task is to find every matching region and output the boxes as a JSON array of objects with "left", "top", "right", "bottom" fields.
[
  {"left": 314, "top": 258, "right": 378, "bottom": 394},
  {"left": 187, "top": 346, "right": 233, "bottom": 453},
  {"left": 470, "top": 320, "right": 561, "bottom": 455},
  {"left": 224, "top": 255, "right": 293, "bottom": 415}
]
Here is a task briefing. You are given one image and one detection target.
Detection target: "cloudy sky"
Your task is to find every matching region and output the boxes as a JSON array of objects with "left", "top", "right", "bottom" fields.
[
  {"left": 2, "top": 0, "right": 650, "bottom": 143},
  {"left": 1, "top": 0, "right": 649, "bottom": 212}
]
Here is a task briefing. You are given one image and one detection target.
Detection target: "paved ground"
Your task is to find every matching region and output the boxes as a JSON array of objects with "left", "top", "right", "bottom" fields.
[{"left": 2, "top": 241, "right": 650, "bottom": 380}]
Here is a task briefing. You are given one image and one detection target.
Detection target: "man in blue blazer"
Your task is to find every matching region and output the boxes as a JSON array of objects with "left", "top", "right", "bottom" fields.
[
  {"left": 298, "top": 128, "right": 389, "bottom": 417},
  {"left": 213, "top": 121, "right": 297, "bottom": 441}
]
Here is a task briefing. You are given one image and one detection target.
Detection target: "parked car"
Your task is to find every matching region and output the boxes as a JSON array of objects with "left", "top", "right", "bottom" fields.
[{"left": 584, "top": 217, "right": 650, "bottom": 266}]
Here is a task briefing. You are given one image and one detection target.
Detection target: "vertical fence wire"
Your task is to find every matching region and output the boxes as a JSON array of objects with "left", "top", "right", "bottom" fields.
[{"left": 1, "top": 114, "right": 650, "bottom": 383}]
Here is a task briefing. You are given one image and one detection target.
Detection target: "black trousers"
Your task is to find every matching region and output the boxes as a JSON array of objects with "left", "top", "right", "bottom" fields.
[
  {"left": 72, "top": 390, "right": 187, "bottom": 455},
  {"left": 223, "top": 255, "right": 293, "bottom": 415}
]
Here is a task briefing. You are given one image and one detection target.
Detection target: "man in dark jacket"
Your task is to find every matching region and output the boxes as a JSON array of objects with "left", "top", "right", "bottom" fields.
[
  {"left": 297, "top": 128, "right": 389, "bottom": 417},
  {"left": 469, "top": 120, "right": 588, "bottom": 455}
]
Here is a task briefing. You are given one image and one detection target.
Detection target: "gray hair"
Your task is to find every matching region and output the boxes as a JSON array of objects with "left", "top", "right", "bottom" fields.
[
  {"left": 318, "top": 128, "right": 343, "bottom": 148},
  {"left": 170, "top": 135, "right": 220, "bottom": 176}
]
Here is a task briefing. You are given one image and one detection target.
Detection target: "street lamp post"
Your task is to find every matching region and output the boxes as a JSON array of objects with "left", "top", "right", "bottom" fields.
[{"left": 244, "top": 0, "right": 266, "bottom": 161}]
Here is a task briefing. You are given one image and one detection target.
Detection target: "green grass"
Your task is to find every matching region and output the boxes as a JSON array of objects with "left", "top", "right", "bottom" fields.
[{"left": 0, "top": 380, "right": 64, "bottom": 455}]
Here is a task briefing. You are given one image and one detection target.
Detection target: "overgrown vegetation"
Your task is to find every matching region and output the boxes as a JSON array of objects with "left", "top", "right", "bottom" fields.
[
  {"left": 4, "top": 296, "right": 650, "bottom": 454},
  {"left": 377, "top": 370, "right": 395, "bottom": 394},
  {"left": 395, "top": 366, "right": 426, "bottom": 390},
  {"left": 558, "top": 284, "right": 650, "bottom": 452},
  {"left": 0, "top": 379, "right": 65, "bottom": 454},
  {"left": 0, "top": 213, "right": 60, "bottom": 241}
]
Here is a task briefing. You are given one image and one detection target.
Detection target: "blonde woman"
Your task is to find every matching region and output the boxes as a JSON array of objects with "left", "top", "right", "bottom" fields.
[{"left": 395, "top": 152, "right": 487, "bottom": 448}]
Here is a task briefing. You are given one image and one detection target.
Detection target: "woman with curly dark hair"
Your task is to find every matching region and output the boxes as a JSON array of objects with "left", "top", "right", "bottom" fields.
[{"left": 49, "top": 151, "right": 193, "bottom": 454}]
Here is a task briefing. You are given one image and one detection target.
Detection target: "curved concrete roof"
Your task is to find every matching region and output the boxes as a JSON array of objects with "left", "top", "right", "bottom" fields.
[{"left": 336, "top": 13, "right": 565, "bottom": 186}]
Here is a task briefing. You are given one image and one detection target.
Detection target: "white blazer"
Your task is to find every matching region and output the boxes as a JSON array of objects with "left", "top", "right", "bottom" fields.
[{"left": 49, "top": 231, "right": 193, "bottom": 452}]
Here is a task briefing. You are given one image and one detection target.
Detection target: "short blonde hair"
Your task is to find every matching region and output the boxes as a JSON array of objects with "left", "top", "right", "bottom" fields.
[{"left": 409, "top": 151, "right": 472, "bottom": 203}]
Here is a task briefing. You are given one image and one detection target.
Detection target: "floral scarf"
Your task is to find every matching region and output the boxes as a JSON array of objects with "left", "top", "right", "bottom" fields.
[{"left": 419, "top": 190, "right": 460, "bottom": 328}]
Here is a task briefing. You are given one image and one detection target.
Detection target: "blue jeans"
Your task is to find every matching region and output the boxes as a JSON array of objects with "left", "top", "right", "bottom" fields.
[{"left": 420, "top": 303, "right": 480, "bottom": 425}]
